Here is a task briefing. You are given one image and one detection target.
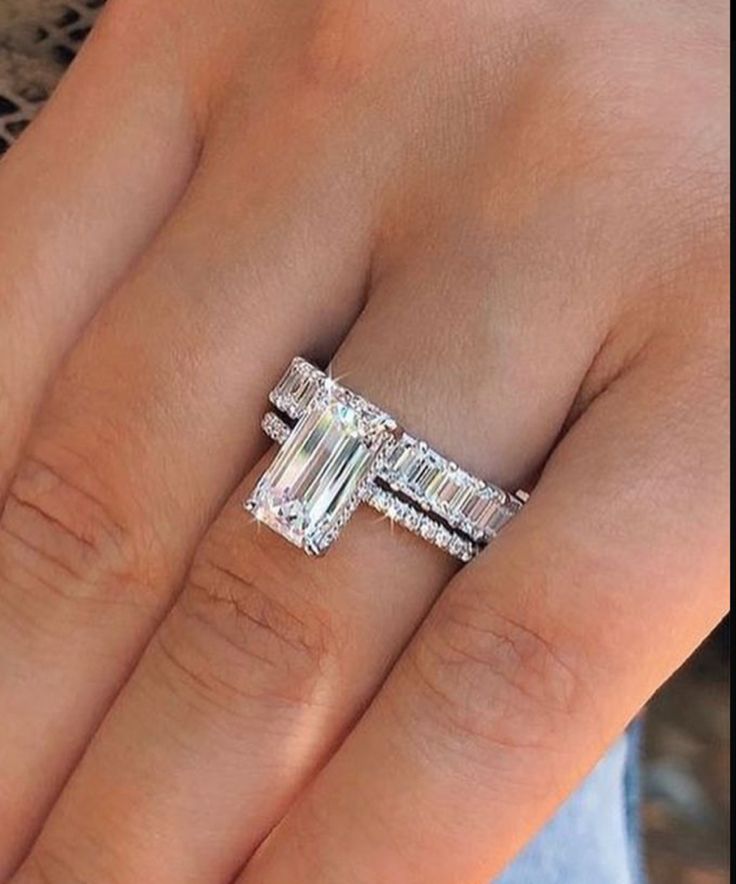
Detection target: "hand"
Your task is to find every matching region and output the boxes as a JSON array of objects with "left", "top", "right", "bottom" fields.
[{"left": 0, "top": 1, "right": 729, "bottom": 882}]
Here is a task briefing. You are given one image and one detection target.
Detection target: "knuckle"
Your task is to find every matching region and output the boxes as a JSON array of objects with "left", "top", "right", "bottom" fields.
[
  {"left": 408, "top": 593, "right": 585, "bottom": 753},
  {"left": 0, "top": 449, "right": 158, "bottom": 611},
  {"left": 152, "top": 624, "right": 244, "bottom": 721},
  {"left": 176, "top": 539, "right": 339, "bottom": 706},
  {"left": 20, "top": 845, "right": 100, "bottom": 884}
]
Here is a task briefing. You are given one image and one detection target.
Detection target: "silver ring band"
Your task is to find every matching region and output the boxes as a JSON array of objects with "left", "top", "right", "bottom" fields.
[{"left": 245, "top": 358, "right": 527, "bottom": 561}]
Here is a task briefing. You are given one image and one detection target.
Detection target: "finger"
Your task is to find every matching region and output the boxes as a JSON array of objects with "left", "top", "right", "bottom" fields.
[
  {"left": 14, "top": 233, "right": 605, "bottom": 884},
  {"left": 0, "top": 1, "right": 199, "bottom": 491},
  {"left": 0, "top": 109, "right": 370, "bottom": 875},
  {"left": 239, "top": 337, "right": 729, "bottom": 884}
]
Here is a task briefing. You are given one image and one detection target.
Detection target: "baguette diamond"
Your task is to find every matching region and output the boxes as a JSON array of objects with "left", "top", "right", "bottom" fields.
[{"left": 269, "top": 357, "right": 323, "bottom": 419}]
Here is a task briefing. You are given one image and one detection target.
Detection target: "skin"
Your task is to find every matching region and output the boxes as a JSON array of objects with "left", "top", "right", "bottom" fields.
[{"left": 0, "top": 0, "right": 729, "bottom": 882}]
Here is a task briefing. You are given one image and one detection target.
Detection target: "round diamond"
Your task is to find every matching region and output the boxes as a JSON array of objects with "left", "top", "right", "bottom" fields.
[
  {"left": 420, "top": 519, "right": 438, "bottom": 541},
  {"left": 403, "top": 508, "right": 422, "bottom": 531},
  {"left": 434, "top": 526, "right": 452, "bottom": 550}
]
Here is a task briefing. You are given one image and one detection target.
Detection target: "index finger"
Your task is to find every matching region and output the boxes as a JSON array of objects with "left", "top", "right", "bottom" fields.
[{"left": 0, "top": 0, "right": 199, "bottom": 490}]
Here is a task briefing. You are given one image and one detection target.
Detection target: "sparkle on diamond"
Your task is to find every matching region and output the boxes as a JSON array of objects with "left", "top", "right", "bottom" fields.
[{"left": 248, "top": 399, "right": 381, "bottom": 554}]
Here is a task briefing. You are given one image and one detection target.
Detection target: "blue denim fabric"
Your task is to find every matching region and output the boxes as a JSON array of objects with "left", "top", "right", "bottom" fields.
[{"left": 495, "top": 727, "right": 645, "bottom": 884}]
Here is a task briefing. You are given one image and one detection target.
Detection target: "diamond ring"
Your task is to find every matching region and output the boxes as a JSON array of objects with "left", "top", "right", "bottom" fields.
[{"left": 244, "top": 358, "right": 528, "bottom": 561}]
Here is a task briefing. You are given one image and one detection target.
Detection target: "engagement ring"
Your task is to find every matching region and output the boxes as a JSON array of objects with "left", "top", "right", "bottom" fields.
[{"left": 245, "top": 358, "right": 528, "bottom": 561}]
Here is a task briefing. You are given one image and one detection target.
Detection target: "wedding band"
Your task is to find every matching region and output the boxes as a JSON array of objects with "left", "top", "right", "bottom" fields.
[{"left": 244, "top": 358, "right": 528, "bottom": 561}]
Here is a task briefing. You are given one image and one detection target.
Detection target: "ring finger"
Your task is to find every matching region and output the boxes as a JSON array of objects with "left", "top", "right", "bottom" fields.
[{"left": 12, "top": 218, "right": 604, "bottom": 884}]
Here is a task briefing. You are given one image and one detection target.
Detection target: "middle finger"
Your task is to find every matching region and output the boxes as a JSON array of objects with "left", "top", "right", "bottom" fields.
[{"left": 0, "top": 107, "right": 368, "bottom": 875}]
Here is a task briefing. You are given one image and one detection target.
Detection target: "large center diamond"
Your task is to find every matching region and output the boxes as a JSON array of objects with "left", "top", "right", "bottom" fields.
[{"left": 247, "top": 399, "right": 382, "bottom": 555}]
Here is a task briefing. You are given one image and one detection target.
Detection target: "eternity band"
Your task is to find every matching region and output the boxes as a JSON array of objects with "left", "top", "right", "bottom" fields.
[{"left": 244, "top": 358, "right": 528, "bottom": 561}]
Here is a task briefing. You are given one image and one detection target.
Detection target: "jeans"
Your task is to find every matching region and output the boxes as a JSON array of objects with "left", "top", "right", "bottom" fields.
[{"left": 495, "top": 726, "right": 645, "bottom": 884}]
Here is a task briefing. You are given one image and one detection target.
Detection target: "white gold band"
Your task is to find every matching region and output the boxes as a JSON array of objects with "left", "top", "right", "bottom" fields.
[{"left": 246, "top": 358, "right": 527, "bottom": 561}]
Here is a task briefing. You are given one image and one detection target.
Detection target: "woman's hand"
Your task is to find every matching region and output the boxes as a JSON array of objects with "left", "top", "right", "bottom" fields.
[{"left": 0, "top": 1, "right": 729, "bottom": 882}]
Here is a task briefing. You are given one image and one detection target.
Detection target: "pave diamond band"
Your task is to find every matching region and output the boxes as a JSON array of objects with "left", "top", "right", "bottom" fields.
[{"left": 245, "top": 358, "right": 527, "bottom": 561}]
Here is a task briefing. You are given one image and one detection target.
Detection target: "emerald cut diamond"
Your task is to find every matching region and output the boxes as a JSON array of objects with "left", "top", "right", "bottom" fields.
[{"left": 246, "top": 397, "right": 392, "bottom": 555}]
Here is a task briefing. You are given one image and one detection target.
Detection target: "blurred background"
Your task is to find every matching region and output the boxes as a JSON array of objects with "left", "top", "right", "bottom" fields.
[
  {"left": 0, "top": 2, "right": 730, "bottom": 881},
  {"left": 644, "top": 625, "right": 730, "bottom": 884}
]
